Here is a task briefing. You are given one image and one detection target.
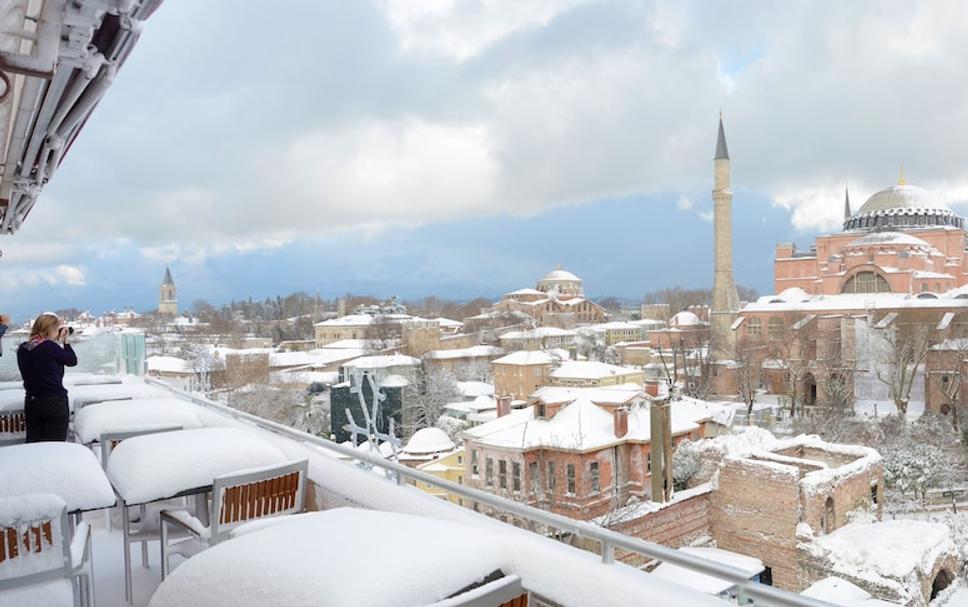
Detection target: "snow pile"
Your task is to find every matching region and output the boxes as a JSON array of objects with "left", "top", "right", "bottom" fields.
[
  {"left": 107, "top": 427, "right": 288, "bottom": 503},
  {"left": 455, "top": 381, "right": 494, "bottom": 399},
  {"left": 800, "top": 576, "right": 897, "bottom": 606},
  {"left": 0, "top": 443, "right": 115, "bottom": 511},
  {"left": 806, "top": 520, "right": 957, "bottom": 603},
  {"left": 73, "top": 398, "right": 204, "bottom": 444}
]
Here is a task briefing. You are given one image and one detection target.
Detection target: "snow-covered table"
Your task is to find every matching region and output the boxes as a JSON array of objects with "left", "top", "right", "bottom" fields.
[
  {"left": 73, "top": 398, "right": 204, "bottom": 444},
  {"left": 70, "top": 382, "right": 170, "bottom": 411},
  {"left": 106, "top": 427, "right": 289, "bottom": 505},
  {"left": 149, "top": 508, "right": 519, "bottom": 607},
  {"left": 0, "top": 442, "right": 116, "bottom": 512},
  {"left": 107, "top": 427, "right": 291, "bottom": 603},
  {"left": 0, "top": 381, "right": 170, "bottom": 413}
]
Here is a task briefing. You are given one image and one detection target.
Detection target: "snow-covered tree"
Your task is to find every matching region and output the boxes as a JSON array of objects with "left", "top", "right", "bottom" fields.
[
  {"left": 672, "top": 439, "right": 701, "bottom": 491},
  {"left": 403, "top": 364, "right": 460, "bottom": 437},
  {"left": 874, "top": 311, "right": 933, "bottom": 417}
]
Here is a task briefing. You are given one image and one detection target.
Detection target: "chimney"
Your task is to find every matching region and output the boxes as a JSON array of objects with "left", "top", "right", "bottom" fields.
[
  {"left": 496, "top": 395, "right": 512, "bottom": 418},
  {"left": 643, "top": 380, "right": 659, "bottom": 397},
  {"left": 613, "top": 407, "right": 629, "bottom": 438}
]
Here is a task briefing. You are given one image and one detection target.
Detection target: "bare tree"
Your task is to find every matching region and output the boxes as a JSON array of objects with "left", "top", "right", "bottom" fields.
[
  {"left": 929, "top": 331, "right": 968, "bottom": 431},
  {"left": 734, "top": 338, "right": 763, "bottom": 415},
  {"left": 874, "top": 311, "right": 933, "bottom": 417},
  {"left": 765, "top": 316, "right": 813, "bottom": 417}
]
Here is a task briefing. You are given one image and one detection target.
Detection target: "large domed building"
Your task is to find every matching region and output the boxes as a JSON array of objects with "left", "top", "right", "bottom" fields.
[
  {"left": 775, "top": 175, "right": 968, "bottom": 295},
  {"left": 486, "top": 267, "right": 606, "bottom": 328}
]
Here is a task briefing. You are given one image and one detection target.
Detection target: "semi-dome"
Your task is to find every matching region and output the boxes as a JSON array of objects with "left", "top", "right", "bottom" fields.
[
  {"left": 844, "top": 183, "right": 964, "bottom": 232},
  {"left": 844, "top": 231, "right": 932, "bottom": 249}
]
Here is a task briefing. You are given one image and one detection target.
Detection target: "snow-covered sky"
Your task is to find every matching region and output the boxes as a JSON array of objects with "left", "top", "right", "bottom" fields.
[{"left": 3, "top": 0, "right": 968, "bottom": 317}]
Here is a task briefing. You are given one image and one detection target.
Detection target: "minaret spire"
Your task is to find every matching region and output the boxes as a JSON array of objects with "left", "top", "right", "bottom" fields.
[
  {"left": 898, "top": 163, "right": 906, "bottom": 186},
  {"left": 844, "top": 184, "right": 851, "bottom": 220},
  {"left": 710, "top": 114, "right": 740, "bottom": 362}
]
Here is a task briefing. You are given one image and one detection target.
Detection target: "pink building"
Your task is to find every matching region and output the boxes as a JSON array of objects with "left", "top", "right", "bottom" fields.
[{"left": 775, "top": 181, "right": 968, "bottom": 296}]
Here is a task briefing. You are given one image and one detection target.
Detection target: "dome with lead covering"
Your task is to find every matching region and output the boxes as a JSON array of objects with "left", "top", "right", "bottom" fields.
[{"left": 844, "top": 183, "right": 964, "bottom": 232}]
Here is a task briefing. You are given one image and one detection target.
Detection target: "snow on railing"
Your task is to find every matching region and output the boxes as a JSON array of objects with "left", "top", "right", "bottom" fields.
[{"left": 145, "top": 378, "right": 836, "bottom": 607}]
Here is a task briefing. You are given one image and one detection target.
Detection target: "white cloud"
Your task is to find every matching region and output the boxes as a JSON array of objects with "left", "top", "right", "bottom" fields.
[
  {"left": 676, "top": 195, "right": 694, "bottom": 211},
  {"left": 0, "top": 264, "right": 85, "bottom": 293},
  {"left": 25, "top": 0, "right": 968, "bottom": 263}
]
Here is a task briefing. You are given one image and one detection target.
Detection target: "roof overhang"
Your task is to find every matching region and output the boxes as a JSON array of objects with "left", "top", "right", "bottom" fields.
[{"left": 0, "top": 0, "right": 164, "bottom": 234}]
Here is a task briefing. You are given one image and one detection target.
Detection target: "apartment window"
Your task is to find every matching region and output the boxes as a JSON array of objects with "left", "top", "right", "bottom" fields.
[
  {"left": 512, "top": 462, "right": 521, "bottom": 492},
  {"left": 529, "top": 461, "right": 540, "bottom": 496},
  {"left": 485, "top": 458, "right": 494, "bottom": 487},
  {"left": 457, "top": 455, "right": 463, "bottom": 465},
  {"left": 566, "top": 464, "right": 576, "bottom": 495},
  {"left": 547, "top": 461, "right": 556, "bottom": 491},
  {"left": 471, "top": 450, "right": 479, "bottom": 477},
  {"left": 589, "top": 462, "right": 600, "bottom": 494},
  {"left": 499, "top": 460, "right": 508, "bottom": 489},
  {"left": 458, "top": 475, "right": 463, "bottom": 484}
]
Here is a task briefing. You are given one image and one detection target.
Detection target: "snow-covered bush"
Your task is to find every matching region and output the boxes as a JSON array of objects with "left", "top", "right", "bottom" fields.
[{"left": 672, "top": 439, "right": 701, "bottom": 490}]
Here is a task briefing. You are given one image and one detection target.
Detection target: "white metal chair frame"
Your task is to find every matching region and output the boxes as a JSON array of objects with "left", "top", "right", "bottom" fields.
[
  {"left": 0, "top": 500, "right": 95, "bottom": 607},
  {"left": 160, "top": 459, "right": 309, "bottom": 579},
  {"left": 101, "top": 426, "right": 184, "bottom": 605}
]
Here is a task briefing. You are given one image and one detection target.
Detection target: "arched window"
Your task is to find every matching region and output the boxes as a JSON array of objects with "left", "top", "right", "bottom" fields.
[
  {"left": 823, "top": 496, "right": 835, "bottom": 534},
  {"left": 748, "top": 317, "right": 762, "bottom": 337},
  {"left": 842, "top": 271, "right": 891, "bottom": 294},
  {"left": 768, "top": 317, "right": 784, "bottom": 339}
]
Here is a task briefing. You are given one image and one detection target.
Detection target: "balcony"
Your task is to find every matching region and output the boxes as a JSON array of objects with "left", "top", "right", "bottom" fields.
[{"left": 0, "top": 374, "right": 839, "bottom": 607}]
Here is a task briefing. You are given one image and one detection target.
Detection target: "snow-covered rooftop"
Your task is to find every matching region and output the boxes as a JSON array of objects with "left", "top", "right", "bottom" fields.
[
  {"left": 342, "top": 354, "right": 421, "bottom": 370},
  {"left": 493, "top": 350, "right": 561, "bottom": 366},
  {"left": 461, "top": 398, "right": 720, "bottom": 452},
  {"left": 530, "top": 383, "right": 644, "bottom": 406},
  {"left": 651, "top": 547, "right": 764, "bottom": 596},
  {"left": 550, "top": 360, "right": 641, "bottom": 381},
  {"left": 425, "top": 345, "right": 504, "bottom": 360},
  {"left": 402, "top": 427, "right": 457, "bottom": 455},
  {"left": 745, "top": 291, "right": 968, "bottom": 313}
]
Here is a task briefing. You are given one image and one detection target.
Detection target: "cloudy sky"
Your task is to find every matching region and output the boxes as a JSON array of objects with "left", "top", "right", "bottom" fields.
[{"left": 3, "top": 0, "right": 968, "bottom": 318}]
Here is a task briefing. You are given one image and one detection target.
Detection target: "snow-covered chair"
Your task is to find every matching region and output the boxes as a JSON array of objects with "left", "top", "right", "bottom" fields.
[
  {"left": 0, "top": 408, "right": 26, "bottom": 445},
  {"left": 160, "top": 459, "right": 309, "bottom": 578},
  {"left": 422, "top": 573, "right": 527, "bottom": 607},
  {"left": 0, "top": 493, "right": 94, "bottom": 607}
]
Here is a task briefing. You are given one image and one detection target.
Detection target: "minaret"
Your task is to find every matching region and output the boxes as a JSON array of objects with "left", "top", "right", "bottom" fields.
[
  {"left": 158, "top": 266, "right": 178, "bottom": 316},
  {"left": 843, "top": 186, "right": 851, "bottom": 221},
  {"left": 710, "top": 115, "right": 740, "bottom": 361}
]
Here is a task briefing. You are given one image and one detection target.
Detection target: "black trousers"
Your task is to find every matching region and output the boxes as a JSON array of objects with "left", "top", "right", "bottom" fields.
[{"left": 24, "top": 394, "right": 69, "bottom": 442}]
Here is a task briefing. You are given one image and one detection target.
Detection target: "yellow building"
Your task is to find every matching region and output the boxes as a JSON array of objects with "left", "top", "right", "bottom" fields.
[{"left": 413, "top": 448, "right": 467, "bottom": 506}]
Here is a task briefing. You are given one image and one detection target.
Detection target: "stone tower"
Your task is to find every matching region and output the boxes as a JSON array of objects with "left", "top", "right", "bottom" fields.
[
  {"left": 158, "top": 266, "right": 178, "bottom": 316},
  {"left": 710, "top": 115, "right": 740, "bottom": 360}
]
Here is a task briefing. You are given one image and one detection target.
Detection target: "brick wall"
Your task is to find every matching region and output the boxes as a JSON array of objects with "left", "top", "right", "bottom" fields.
[
  {"left": 606, "top": 489, "right": 712, "bottom": 566},
  {"left": 711, "top": 458, "right": 802, "bottom": 589}
]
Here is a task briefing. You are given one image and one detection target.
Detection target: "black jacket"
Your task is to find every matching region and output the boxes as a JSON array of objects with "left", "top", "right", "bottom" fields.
[{"left": 17, "top": 340, "right": 77, "bottom": 399}]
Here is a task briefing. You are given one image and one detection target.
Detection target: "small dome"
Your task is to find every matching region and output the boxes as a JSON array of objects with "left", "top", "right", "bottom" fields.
[
  {"left": 540, "top": 269, "right": 581, "bottom": 282},
  {"left": 857, "top": 184, "right": 946, "bottom": 214},
  {"left": 402, "top": 427, "right": 455, "bottom": 454},
  {"left": 670, "top": 311, "right": 701, "bottom": 327},
  {"left": 776, "top": 287, "right": 809, "bottom": 303}
]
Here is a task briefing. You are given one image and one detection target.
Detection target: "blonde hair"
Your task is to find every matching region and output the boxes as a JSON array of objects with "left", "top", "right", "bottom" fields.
[{"left": 30, "top": 313, "right": 61, "bottom": 339}]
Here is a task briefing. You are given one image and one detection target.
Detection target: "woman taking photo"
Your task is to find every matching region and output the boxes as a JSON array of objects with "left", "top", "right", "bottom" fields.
[{"left": 17, "top": 313, "right": 77, "bottom": 442}]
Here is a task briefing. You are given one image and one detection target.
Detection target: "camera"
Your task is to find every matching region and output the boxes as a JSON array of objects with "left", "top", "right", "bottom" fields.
[{"left": 60, "top": 326, "right": 74, "bottom": 336}]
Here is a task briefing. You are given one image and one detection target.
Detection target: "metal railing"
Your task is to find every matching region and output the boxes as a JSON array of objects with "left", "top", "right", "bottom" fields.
[{"left": 146, "top": 378, "right": 836, "bottom": 607}]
